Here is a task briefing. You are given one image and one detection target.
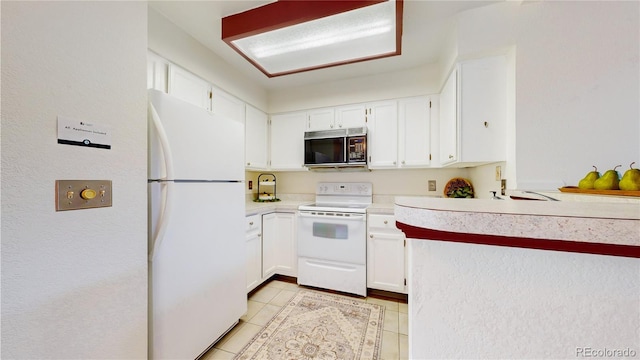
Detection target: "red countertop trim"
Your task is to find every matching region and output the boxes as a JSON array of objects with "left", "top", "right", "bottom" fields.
[{"left": 396, "top": 222, "right": 640, "bottom": 259}]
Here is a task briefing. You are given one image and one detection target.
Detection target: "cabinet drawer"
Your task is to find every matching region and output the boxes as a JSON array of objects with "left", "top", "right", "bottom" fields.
[
  {"left": 368, "top": 214, "right": 398, "bottom": 230},
  {"left": 246, "top": 214, "right": 261, "bottom": 233}
]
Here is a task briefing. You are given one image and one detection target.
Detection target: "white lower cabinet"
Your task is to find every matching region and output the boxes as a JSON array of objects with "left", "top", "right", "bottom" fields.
[
  {"left": 262, "top": 212, "right": 297, "bottom": 279},
  {"left": 367, "top": 214, "right": 407, "bottom": 294},
  {"left": 245, "top": 214, "right": 262, "bottom": 293}
]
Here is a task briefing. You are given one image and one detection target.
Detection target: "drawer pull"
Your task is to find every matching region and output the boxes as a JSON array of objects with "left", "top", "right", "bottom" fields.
[
  {"left": 249, "top": 221, "right": 254, "bottom": 226},
  {"left": 383, "top": 220, "right": 388, "bottom": 224}
]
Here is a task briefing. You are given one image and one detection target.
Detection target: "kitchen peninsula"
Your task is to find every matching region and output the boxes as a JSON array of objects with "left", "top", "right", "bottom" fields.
[{"left": 395, "top": 197, "right": 640, "bottom": 359}]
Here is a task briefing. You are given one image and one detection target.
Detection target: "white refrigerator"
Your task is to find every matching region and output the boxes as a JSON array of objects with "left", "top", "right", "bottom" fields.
[{"left": 148, "top": 89, "right": 246, "bottom": 359}]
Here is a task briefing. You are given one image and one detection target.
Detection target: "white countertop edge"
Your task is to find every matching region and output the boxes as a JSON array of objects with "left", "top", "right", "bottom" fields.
[
  {"left": 395, "top": 196, "right": 640, "bottom": 220},
  {"left": 394, "top": 197, "right": 640, "bottom": 247}
]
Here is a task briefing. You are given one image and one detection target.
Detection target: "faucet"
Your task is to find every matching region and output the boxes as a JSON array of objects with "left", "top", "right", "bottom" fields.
[{"left": 522, "top": 191, "right": 560, "bottom": 201}]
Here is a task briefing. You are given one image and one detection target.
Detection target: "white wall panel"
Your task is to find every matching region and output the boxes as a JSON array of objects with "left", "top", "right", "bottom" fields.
[{"left": 1, "top": 2, "right": 148, "bottom": 358}]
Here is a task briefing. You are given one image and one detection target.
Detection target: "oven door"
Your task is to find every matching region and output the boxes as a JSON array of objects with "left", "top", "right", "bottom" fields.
[{"left": 297, "top": 211, "right": 366, "bottom": 264}]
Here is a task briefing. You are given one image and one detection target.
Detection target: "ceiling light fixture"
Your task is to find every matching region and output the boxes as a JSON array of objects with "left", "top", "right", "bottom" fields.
[{"left": 222, "top": 0, "right": 403, "bottom": 78}]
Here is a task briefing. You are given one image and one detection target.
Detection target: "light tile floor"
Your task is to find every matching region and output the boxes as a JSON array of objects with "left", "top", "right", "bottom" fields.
[{"left": 201, "top": 279, "right": 408, "bottom": 360}]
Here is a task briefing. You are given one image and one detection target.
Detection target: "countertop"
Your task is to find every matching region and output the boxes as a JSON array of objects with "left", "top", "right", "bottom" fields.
[
  {"left": 245, "top": 194, "right": 398, "bottom": 216},
  {"left": 245, "top": 200, "right": 312, "bottom": 215},
  {"left": 394, "top": 196, "right": 640, "bottom": 257}
]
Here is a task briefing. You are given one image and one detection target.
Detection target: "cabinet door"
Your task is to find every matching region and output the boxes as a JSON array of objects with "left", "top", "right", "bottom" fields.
[
  {"left": 261, "top": 212, "right": 278, "bottom": 279},
  {"left": 147, "top": 52, "right": 168, "bottom": 92},
  {"left": 245, "top": 105, "right": 269, "bottom": 169},
  {"left": 439, "top": 69, "right": 457, "bottom": 165},
  {"left": 398, "top": 96, "right": 431, "bottom": 167},
  {"left": 270, "top": 112, "right": 306, "bottom": 170},
  {"left": 275, "top": 212, "right": 297, "bottom": 277},
  {"left": 212, "top": 87, "right": 245, "bottom": 124},
  {"left": 246, "top": 231, "right": 262, "bottom": 293},
  {"left": 168, "top": 65, "right": 212, "bottom": 110},
  {"left": 262, "top": 212, "right": 297, "bottom": 278},
  {"left": 335, "top": 104, "right": 366, "bottom": 129},
  {"left": 307, "top": 107, "right": 335, "bottom": 131},
  {"left": 245, "top": 215, "right": 262, "bottom": 293},
  {"left": 367, "top": 231, "right": 406, "bottom": 293},
  {"left": 367, "top": 101, "right": 398, "bottom": 169},
  {"left": 458, "top": 56, "right": 507, "bottom": 163}
]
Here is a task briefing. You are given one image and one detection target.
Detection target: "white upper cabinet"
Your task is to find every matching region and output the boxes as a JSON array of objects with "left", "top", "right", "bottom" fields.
[
  {"left": 306, "top": 107, "right": 335, "bottom": 131},
  {"left": 305, "top": 105, "right": 367, "bottom": 131},
  {"left": 270, "top": 112, "right": 307, "bottom": 170},
  {"left": 212, "top": 86, "right": 245, "bottom": 124},
  {"left": 245, "top": 105, "right": 269, "bottom": 170},
  {"left": 168, "top": 66, "right": 245, "bottom": 125},
  {"left": 398, "top": 96, "right": 431, "bottom": 168},
  {"left": 168, "top": 65, "right": 212, "bottom": 110},
  {"left": 439, "top": 68, "right": 458, "bottom": 164},
  {"left": 367, "top": 101, "right": 399, "bottom": 169},
  {"left": 147, "top": 52, "right": 168, "bottom": 92},
  {"left": 439, "top": 56, "right": 507, "bottom": 166},
  {"left": 335, "top": 104, "right": 367, "bottom": 129}
]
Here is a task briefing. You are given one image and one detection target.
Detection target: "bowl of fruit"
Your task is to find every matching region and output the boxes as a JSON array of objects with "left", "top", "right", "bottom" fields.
[{"left": 444, "top": 178, "right": 474, "bottom": 198}]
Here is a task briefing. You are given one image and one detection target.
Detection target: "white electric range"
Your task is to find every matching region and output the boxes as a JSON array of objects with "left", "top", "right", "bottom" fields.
[{"left": 297, "top": 182, "right": 372, "bottom": 297}]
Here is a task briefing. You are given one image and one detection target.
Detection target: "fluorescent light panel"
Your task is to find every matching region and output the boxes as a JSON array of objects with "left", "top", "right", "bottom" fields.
[{"left": 222, "top": 0, "right": 402, "bottom": 77}]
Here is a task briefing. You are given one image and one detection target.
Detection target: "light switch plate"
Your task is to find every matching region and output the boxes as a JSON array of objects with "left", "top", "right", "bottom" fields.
[
  {"left": 428, "top": 180, "right": 436, "bottom": 192},
  {"left": 56, "top": 180, "right": 112, "bottom": 211}
]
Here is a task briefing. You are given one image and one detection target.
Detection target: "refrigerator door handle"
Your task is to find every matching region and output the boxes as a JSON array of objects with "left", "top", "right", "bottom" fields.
[
  {"left": 149, "top": 100, "right": 175, "bottom": 181},
  {"left": 149, "top": 180, "right": 174, "bottom": 261},
  {"left": 149, "top": 100, "right": 176, "bottom": 260}
]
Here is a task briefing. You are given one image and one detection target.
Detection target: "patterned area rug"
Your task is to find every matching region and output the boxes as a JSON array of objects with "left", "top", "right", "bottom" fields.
[{"left": 234, "top": 290, "right": 385, "bottom": 360}]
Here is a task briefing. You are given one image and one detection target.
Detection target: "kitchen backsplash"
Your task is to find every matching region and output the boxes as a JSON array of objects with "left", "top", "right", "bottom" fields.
[{"left": 246, "top": 163, "right": 507, "bottom": 201}]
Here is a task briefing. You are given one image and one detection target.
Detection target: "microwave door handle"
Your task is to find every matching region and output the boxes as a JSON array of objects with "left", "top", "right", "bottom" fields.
[{"left": 344, "top": 137, "right": 348, "bottom": 163}]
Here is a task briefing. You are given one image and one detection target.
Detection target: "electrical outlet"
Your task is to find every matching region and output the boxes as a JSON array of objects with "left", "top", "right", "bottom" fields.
[
  {"left": 495, "top": 166, "right": 502, "bottom": 181},
  {"left": 428, "top": 180, "right": 436, "bottom": 191},
  {"left": 248, "top": 181, "right": 253, "bottom": 190},
  {"left": 501, "top": 179, "right": 507, "bottom": 195}
]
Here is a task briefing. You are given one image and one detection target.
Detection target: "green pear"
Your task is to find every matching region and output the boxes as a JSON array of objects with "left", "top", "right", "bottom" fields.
[
  {"left": 619, "top": 162, "right": 640, "bottom": 191},
  {"left": 593, "top": 165, "right": 621, "bottom": 190},
  {"left": 578, "top": 166, "right": 600, "bottom": 189}
]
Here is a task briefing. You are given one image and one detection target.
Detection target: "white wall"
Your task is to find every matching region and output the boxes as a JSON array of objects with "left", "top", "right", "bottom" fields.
[
  {"left": 514, "top": 1, "right": 639, "bottom": 190},
  {"left": 148, "top": 7, "right": 269, "bottom": 112},
  {"left": 409, "top": 240, "right": 640, "bottom": 359},
  {"left": 456, "top": 1, "right": 640, "bottom": 190},
  {"left": 268, "top": 63, "right": 442, "bottom": 114},
  {"left": 1, "top": 2, "right": 148, "bottom": 358}
]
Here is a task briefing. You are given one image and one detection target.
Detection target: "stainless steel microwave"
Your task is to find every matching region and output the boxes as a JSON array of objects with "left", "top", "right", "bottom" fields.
[{"left": 304, "top": 127, "right": 367, "bottom": 169}]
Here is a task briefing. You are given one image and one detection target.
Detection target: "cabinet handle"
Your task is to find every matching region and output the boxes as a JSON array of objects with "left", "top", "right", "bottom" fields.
[
  {"left": 449, "top": 154, "right": 454, "bottom": 159},
  {"left": 369, "top": 234, "right": 374, "bottom": 238},
  {"left": 393, "top": 161, "right": 396, "bottom": 165},
  {"left": 249, "top": 221, "right": 253, "bottom": 225},
  {"left": 401, "top": 161, "right": 405, "bottom": 165},
  {"left": 383, "top": 220, "right": 388, "bottom": 224},
  {"left": 247, "top": 162, "right": 251, "bottom": 166},
  {"left": 330, "top": 124, "right": 334, "bottom": 128}
]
